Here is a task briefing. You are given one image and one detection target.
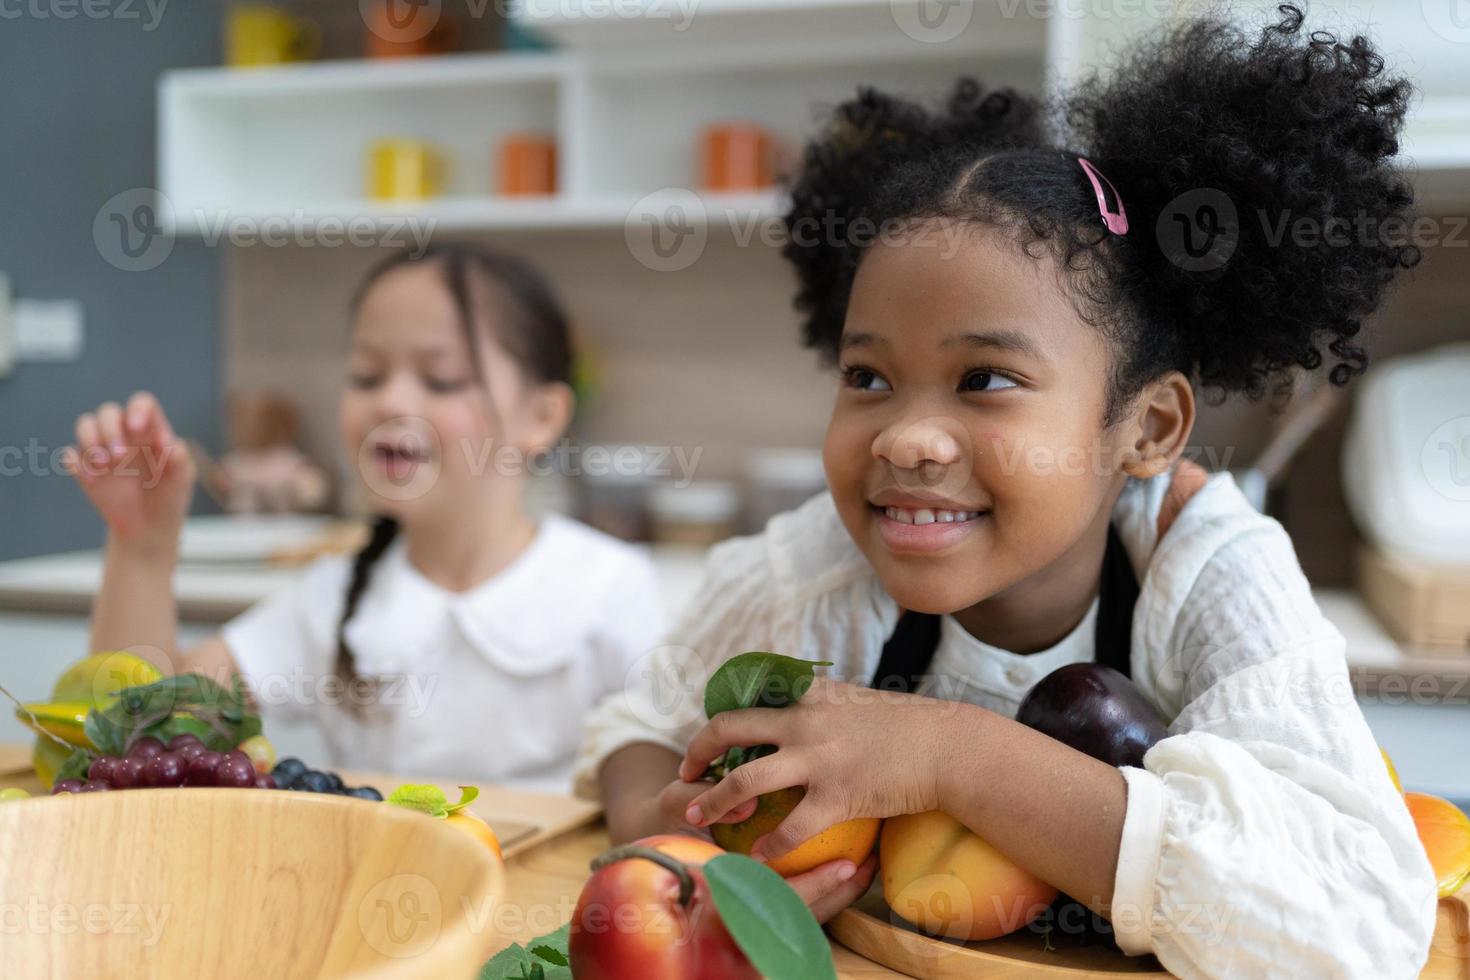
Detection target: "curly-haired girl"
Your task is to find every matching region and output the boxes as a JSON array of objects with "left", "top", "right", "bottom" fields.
[{"left": 580, "top": 6, "right": 1436, "bottom": 974}]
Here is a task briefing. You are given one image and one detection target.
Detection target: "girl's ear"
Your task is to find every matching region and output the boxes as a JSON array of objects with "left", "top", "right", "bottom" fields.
[
  {"left": 1120, "top": 371, "right": 1195, "bottom": 480},
  {"left": 522, "top": 381, "right": 575, "bottom": 455}
]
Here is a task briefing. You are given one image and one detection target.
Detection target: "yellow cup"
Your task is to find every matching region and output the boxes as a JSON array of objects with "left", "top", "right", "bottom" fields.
[
  {"left": 368, "top": 139, "right": 448, "bottom": 201},
  {"left": 227, "top": 6, "right": 321, "bottom": 68}
]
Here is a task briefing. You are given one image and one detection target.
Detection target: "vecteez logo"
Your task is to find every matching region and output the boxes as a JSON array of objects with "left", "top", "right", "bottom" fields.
[
  {"left": 361, "top": 0, "right": 443, "bottom": 43},
  {"left": 93, "top": 188, "right": 176, "bottom": 273},
  {"left": 890, "top": 0, "right": 973, "bottom": 43},
  {"left": 624, "top": 189, "right": 709, "bottom": 272}
]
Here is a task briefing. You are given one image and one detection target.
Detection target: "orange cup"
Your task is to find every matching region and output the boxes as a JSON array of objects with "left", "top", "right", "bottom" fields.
[
  {"left": 498, "top": 134, "right": 558, "bottom": 197},
  {"left": 363, "top": 0, "right": 459, "bottom": 59},
  {"left": 701, "top": 123, "right": 774, "bottom": 192}
]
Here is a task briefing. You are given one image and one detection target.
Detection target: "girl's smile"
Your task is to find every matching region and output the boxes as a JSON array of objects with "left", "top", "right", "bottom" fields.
[{"left": 869, "top": 495, "right": 990, "bottom": 554}]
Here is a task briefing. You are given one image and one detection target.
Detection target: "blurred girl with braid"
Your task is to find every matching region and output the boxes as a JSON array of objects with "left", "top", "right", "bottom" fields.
[
  {"left": 581, "top": 7, "right": 1438, "bottom": 975},
  {"left": 69, "top": 244, "right": 663, "bottom": 792}
]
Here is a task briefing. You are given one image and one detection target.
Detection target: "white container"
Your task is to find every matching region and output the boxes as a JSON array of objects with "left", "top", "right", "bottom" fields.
[
  {"left": 1342, "top": 342, "right": 1470, "bottom": 565},
  {"left": 649, "top": 481, "right": 741, "bottom": 548}
]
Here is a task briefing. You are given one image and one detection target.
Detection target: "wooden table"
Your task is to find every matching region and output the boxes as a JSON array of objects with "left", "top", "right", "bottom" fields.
[
  {"left": 4, "top": 742, "right": 1465, "bottom": 979},
  {"left": 0, "top": 742, "right": 899, "bottom": 978}
]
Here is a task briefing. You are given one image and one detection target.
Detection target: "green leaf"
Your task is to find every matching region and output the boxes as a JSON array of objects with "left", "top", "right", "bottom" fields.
[
  {"left": 703, "top": 853, "right": 837, "bottom": 980},
  {"left": 82, "top": 673, "right": 261, "bottom": 755},
  {"left": 479, "top": 943, "right": 533, "bottom": 980},
  {"left": 444, "top": 785, "right": 480, "bottom": 816},
  {"left": 83, "top": 709, "right": 125, "bottom": 757},
  {"left": 703, "top": 652, "right": 832, "bottom": 720},
  {"left": 478, "top": 923, "right": 572, "bottom": 980},
  {"left": 56, "top": 748, "right": 95, "bottom": 784},
  {"left": 527, "top": 922, "right": 569, "bottom": 965},
  {"left": 387, "top": 784, "right": 450, "bottom": 818}
]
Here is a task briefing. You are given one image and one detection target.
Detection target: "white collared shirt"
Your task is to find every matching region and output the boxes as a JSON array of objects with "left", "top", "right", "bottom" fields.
[
  {"left": 223, "top": 514, "right": 664, "bottom": 793},
  {"left": 574, "top": 470, "right": 1438, "bottom": 978}
]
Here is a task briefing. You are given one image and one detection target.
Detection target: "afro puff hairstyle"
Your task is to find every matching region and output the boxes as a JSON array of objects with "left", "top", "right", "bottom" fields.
[{"left": 781, "top": 4, "right": 1419, "bottom": 423}]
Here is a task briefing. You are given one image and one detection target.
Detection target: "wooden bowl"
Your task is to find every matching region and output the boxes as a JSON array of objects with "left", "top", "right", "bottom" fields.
[{"left": 0, "top": 789, "right": 505, "bottom": 979}]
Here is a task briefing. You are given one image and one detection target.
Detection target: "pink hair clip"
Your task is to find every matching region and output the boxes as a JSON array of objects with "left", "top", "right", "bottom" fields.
[{"left": 1078, "top": 157, "right": 1128, "bottom": 235}]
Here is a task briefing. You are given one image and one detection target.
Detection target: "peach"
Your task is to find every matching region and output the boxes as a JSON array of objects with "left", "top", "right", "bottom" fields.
[{"left": 880, "top": 810, "right": 1058, "bottom": 941}]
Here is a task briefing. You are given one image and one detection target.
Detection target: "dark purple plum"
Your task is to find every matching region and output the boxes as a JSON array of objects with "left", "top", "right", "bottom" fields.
[{"left": 1016, "top": 664, "right": 1168, "bottom": 768}]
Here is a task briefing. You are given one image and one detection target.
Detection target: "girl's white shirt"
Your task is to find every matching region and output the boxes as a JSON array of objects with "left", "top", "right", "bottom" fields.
[
  {"left": 573, "top": 468, "right": 1438, "bottom": 979},
  {"left": 222, "top": 514, "right": 664, "bottom": 794}
]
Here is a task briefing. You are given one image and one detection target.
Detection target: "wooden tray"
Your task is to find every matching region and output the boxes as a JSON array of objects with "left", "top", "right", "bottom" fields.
[
  {"left": 831, "top": 886, "right": 1470, "bottom": 979},
  {"left": 341, "top": 769, "right": 602, "bottom": 859}
]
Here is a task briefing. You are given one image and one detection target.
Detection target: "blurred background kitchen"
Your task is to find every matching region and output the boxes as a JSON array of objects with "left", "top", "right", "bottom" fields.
[{"left": 0, "top": 0, "right": 1466, "bottom": 801}]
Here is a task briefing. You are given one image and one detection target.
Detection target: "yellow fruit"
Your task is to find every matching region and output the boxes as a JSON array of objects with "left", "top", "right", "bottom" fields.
[
  {"left": 32, "top": 736, "right": 73, "bottom": 789},
  {"left": 1381, "top": 747, "right": 1403, "bottom": 794},
  {"left": 710, "top": 786, "right": 880, "bottom": 878},
  {"left": 446, "top": 810, "right": 503, "bottom": 860},
  {"left": 1406, "top": 792, "right": 1470, "bottom": 899},
  {"left": 15, "top": 702, "right": 91, "bottom": 748},
  {"left": 0, "top": 788, "right": 30, "bottom": 803},
  {"left": 880, "top": 810, "right": 1058, "bottom": 941},
  {"left": 52, "top": 651, "right": 162, "bottom": 706}
]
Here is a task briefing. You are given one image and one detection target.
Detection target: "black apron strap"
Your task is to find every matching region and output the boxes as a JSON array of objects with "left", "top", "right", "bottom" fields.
[{"left": 870, "top": 522, "right": 1138, "bottom": 692}]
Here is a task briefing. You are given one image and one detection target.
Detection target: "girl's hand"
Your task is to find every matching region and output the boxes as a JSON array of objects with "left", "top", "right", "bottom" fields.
[
  {"left": 66, "top": 392, "right": 196, "bottom": 554},
  {"left": 677, "top": 677, "right": 967, "bottom": 864},
  {"left": 650, "top": 775, "right": 877, "bottom": 923},
  {"left": 645, "top": 777, "right": 759, "bottom": 842}
]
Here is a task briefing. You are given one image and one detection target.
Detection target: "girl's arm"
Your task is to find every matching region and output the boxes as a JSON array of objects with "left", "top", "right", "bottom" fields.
[
  {"left": 677, "top": 682, "right": 1127, "bottom": 911},
  {"left": 937, "top": 704, "right": 1127, "bottom": 911},
  {"left": 70, "top": 392, "right": 240, "bottom": 684}
]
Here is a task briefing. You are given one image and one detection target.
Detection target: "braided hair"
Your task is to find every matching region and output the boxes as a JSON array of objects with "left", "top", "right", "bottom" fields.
[
  {"left": 335, "top": 244, "right": 573, "bottom": 710},
  {"left": 783, "top": 4, "right": 1417, "bottom": 424}
]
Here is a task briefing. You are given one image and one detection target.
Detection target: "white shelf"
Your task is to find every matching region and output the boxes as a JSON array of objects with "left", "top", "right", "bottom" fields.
[
  {"left": 159, "top": 34, "right": 1038, "bottom": 234},
  {"left": 164, "top": 190, "right": 785, "bottom": 235},
  {"left": 159, "top": 3, "right": 1470, "bottom": 235}
]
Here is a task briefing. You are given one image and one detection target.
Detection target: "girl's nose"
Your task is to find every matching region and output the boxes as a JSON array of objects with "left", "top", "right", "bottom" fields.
[
  {"left": 873, "top": 414, "right": 966, "bottom": 470},
  {"left": 373, "top": 370, "right": 421, "bottom": 420}
]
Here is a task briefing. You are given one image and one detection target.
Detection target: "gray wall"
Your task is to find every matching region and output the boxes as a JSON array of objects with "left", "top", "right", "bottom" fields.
[{"left": 0, "top": 3, "right": 223, "bottom": 560}]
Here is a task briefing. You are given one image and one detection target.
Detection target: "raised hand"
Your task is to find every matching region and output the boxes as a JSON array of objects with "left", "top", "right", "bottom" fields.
[{"left": 65, "top": 391, "right": 196, "bottom": 551}]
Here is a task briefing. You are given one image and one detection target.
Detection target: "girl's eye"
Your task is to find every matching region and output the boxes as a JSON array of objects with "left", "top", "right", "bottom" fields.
[
  {"left": 961, "top": 370, "right": 1018, "bottom": 393},
  {"left": 347, "top": 373, "right": 382, "bottom": 390},
  {"left": 425, "top": 377, "right": 470, "bottom": 394},
  {"left": 842, "top": 365, "right": 892, "bottom": 392}
]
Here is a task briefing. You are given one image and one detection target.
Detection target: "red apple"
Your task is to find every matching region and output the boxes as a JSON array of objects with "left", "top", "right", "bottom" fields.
[{"left": 569, "top": 834, "right": 760, "bottom": 980}]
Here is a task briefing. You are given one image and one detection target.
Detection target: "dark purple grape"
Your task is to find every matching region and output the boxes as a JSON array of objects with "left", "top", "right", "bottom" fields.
[
  {"left": 88, "top": 756, "right": 119, "bottom": 784},
  {"left": 215, "top": 758, "right": 256, "bottom": 788},
  {"left": 324, "top": 771, "right": 345, "bottom": 793},
  {"left": 52, "top": 779, "right": 85, "bottom": 795},
  {"left": 173, "top": 741, "right": 206, "bottom": 761},
  {"left": 186, "top": 750, "right": 222, "bottom": 786},
  {"left": 224, "top": 750, "right": 251, "bottom": 769},
  {"left": 128, "top": 737, "right": 165, "bottom": 761},
  {"left": 168, "top": 733, "right": 203, "bottom": 753},
  {"left": 111, "top": 757, "right": 145, "bottom": 789},
  {"left": 253, "top": 773, "right": 278, "bottom": 791},
  {"left": 81, "top": 780, "right": 113, "bottom": 793},
  {"left": 144, "top": 752, "right": 186, "bottom": 788},
  {"left": 347, "top": 786, "right": 383, "bottom": 801}
]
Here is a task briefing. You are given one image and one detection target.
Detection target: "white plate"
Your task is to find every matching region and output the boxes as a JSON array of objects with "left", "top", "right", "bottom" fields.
[{"left": 177, "top": 515, "right": 334, "bottom": 565}]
